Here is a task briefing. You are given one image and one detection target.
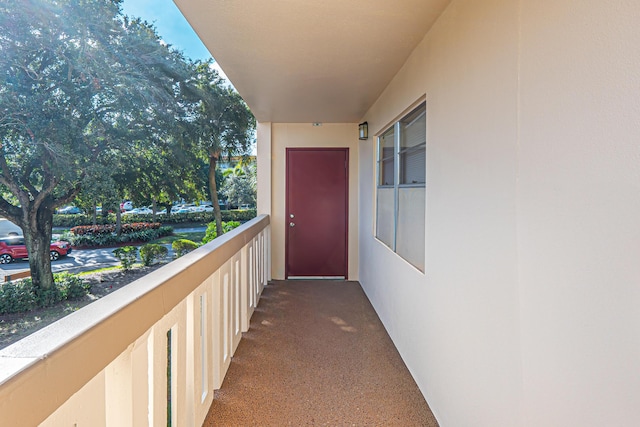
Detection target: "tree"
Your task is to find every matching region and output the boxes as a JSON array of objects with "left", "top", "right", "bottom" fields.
[
  {"left": 221, "top": 163, "right": 256, "bottom": 208},
  {"left": 184, "top": 62, "right": 255, "bottom": 236},
  {"left": 0, "top": 0, "right": 187, "bottom": 290},
  {"left": 124, "top": 135, "right": 208, "bottom": 218}
]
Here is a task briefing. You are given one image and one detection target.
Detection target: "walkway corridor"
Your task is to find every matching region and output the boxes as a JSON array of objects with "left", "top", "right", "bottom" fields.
[{"left": 204, "top": 280, "right": 439, "bottom": 426}]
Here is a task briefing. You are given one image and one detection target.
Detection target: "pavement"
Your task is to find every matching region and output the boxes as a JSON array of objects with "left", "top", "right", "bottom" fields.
[
  {"left": 0, "top": 247, "right": 151, "bottom": 281},
  {"left": 0, "top": 226, "right": 206, "bottom": 281}
]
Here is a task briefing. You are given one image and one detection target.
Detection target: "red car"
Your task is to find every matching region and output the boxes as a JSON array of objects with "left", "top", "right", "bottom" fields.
[{"left": 0, "top": 236, "right": 72, "bottom": 264}]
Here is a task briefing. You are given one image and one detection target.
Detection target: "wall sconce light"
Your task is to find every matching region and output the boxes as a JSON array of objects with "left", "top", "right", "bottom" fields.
[{"left": 358, "top": 122, "right": 368, "bottom": 140}]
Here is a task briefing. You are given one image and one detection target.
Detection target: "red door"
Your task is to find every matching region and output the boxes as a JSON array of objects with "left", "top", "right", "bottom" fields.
[{"left": 286, "top": 148, "right": 348, "bottom": 278}]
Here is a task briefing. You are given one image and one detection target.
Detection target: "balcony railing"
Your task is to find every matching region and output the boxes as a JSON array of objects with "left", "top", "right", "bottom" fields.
[{"left": 0, "top": 214, "right": 270, "bottom": 426}]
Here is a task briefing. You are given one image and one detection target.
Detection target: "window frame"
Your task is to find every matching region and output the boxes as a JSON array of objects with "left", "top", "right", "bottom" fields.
[{"left": 375, "top": 101, "right": 426, "bottom": 270}]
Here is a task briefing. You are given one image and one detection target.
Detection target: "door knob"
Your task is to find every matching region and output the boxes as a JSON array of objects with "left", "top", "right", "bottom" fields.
[{"left": 289, "top": 222, "right": 295, "bottom": 227}]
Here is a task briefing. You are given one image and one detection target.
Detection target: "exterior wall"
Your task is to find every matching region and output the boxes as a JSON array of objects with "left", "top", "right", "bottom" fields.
[
  {"left": 517, "top": 1, "right": 640, "bottom": 425},
  {"left": 358, "top": 0, "right": 640, "bottom": 426},
  {"left": 262, "top": 123, "right": 359, "bottom": 280}
]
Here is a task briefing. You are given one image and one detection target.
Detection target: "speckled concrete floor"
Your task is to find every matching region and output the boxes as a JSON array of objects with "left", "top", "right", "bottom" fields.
[{"left": 203, "top": 280, "right": 439, "bottom": 426}]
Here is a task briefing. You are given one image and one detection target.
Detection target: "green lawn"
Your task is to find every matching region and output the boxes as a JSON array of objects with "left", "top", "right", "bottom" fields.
[{"left": 152, "top": 230, "right": 206, "bottom": 245}]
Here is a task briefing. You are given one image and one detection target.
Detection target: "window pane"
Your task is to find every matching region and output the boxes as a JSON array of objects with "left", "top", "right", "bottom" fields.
[
  {"left": 400, "top": 104, "right": 426, "bottom": 185},
  {"left": 396, "top": 187, "right": 425, "bottom": 271},
  {"left": 378, "top": 127, "right": 395, "bottom": 186},
  {"left": 376, "top": 187, "right": 394, "bottom": 248}
]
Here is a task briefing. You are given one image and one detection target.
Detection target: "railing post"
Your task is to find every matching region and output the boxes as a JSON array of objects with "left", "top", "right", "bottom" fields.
[
  {"left": 105, "top": 345, "right": 133, "bottom": 426},
  {"left": 240, "top": 240, "right": 251, "bottom": 332}
]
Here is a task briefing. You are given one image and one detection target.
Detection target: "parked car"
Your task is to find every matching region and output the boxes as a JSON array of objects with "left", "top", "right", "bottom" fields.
[
  {"left": 0, "top": 236, "right": 72, "bottom": 263},
  {"left": 57, "top": 206, "right": 82, "bottom": 214},
  {"left": 120, "top": 201, "right": 133, "bottom": 211},
  {"left": 0, "top": 218, "right": 22, "bottom": 237},
  {"left": 192, "top": 205, "right": 214, "bottom": 213},
  {"left": 123, "top": 207, "right": 153, "bottom": 215}
]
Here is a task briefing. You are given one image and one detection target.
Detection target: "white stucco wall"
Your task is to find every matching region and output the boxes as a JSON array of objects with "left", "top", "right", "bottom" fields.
[
  {"left": 259, "top": 123, "right": 360, "bottom": 280},
  {"left": 359, "top": 0, "right": 640, "bottom": 426},
  {"left": 517, "top": 1, "right": 640, "bottom": 425}
]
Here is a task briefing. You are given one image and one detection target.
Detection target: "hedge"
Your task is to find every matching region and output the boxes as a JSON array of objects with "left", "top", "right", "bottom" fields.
[
  {"left": 68, "top": 225, "right": 173, "bottom": 247},
  {"left": 71, "top": 222, "right": 161, "bottom": 236},
  {"left": 54, "top": 209, "right": 257, "bottom": 227}
]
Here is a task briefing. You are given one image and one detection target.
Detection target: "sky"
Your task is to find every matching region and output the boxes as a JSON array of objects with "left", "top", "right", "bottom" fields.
[{"left": 120, "top": 0, "right": 230, "bottom": 81}]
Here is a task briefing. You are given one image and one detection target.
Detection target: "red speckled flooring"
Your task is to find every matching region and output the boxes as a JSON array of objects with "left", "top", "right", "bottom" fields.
[{"left": 203, "top": 280, "right": 439, "bottom": 426}]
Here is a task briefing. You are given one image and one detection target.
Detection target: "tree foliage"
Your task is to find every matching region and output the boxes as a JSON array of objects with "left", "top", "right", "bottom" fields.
[
  {"left": 221, "top": 164, "right": 256, "bottom": 208},
  {"left": 0, "top": 0, "right": 255, "bottom": 291},
  {"left": 0, "top": 0, "right": 188, "bottom": 289},
  {"left": 184, "top": 62, "right": 255, "bottom": 236}
]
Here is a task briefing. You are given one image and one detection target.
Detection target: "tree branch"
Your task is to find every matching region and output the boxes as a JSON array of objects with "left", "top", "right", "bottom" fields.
[
  {"left": 0, "top": 196, "right": 23, "bottom": 225},
  {"left": 0, "top": 149, "right": 22, "bottom": 198},
  {"left": 53, "top": 183, "right": 82, "bottom": 209}
]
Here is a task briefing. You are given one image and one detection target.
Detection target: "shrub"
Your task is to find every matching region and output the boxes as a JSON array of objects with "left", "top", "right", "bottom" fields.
[
  {"left": 113, "top": 246, "right": 138, "bottom": 271},
  {"left": 0, "top": 273, "right": 90, "bottom": 315},
  {"left": 172, "top": 239, "right": 198, "bottom": 258},
  {"left": 140, "top": 244, "right": 169, "bottom": 266},
  {"left": 68, "top": 225, "right": 173, "bottom": 248},
  {"left": 223, "top": 209, "right": 257, "bottom": 222},
  {"left": 53, "top": 213, "right": 114, "bottom": 227},
  {"left": 54, "top": 271, "right": 91, "bottom": 299},
  {"left": 71, "top": 222, "right": 161, "bottom": 236},
  {"left": 35, "top": 283, "right": 63, "bottom": 308},
  {"left": 0, "top": 280, "right": 36, "bottom": 314},
  {"left": 54, "top": 209, "right": 257, "bottom": 228},
  {"left": 202, "top": 221, "right": 242, "bottom": 244}
]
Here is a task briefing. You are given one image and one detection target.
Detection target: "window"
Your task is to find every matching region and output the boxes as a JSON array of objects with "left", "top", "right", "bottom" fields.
[{"left": 376, "top": 102, "right": 426, "bottom": 271}]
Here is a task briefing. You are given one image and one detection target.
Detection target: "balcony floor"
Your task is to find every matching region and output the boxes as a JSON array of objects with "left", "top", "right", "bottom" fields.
[{"left": 204, "top": 280, "right": 439, "bottom": 426}]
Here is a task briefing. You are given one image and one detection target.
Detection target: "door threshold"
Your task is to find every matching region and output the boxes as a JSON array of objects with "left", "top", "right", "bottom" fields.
[{"left": 287, "top": 276, "right": 346, "bottom": 280}]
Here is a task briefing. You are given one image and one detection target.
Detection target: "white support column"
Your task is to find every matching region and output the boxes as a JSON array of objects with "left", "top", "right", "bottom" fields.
[{"left": 256, "top": 121, "right": 272, "bottom": 217}]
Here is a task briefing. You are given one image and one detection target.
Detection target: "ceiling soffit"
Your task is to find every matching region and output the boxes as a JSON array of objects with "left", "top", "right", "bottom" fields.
[{"left": 173, "top": 0, "right": 451, "bottom": 123}]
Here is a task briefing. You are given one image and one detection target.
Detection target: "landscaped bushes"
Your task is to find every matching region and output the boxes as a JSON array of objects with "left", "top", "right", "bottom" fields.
[
  {"left": 54, "top": 214, "right": 113, "bottom": 227},
  {"left": 202, "top": 221, "right": 241, "bottom": 244},
  {"left": 71, "top": 222, "right": 162, "bottom": 235},
  {"left": 0, "top": 272, "right": 91, "bottom": 315},
  {"left": 113, "top": 246, "right": 138, "bottom": 271},
  {"left": 69, "top": 224, "right": 173, "bottom": 247},
  {"left": 172, "top": 239, "right": 199, "bottom": 257},
  {"left": 53, "top": 209, "right": 257, "bottom": 227},
  {"left": 140, "top": 244, "right": 169, "bottom": 266}
]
